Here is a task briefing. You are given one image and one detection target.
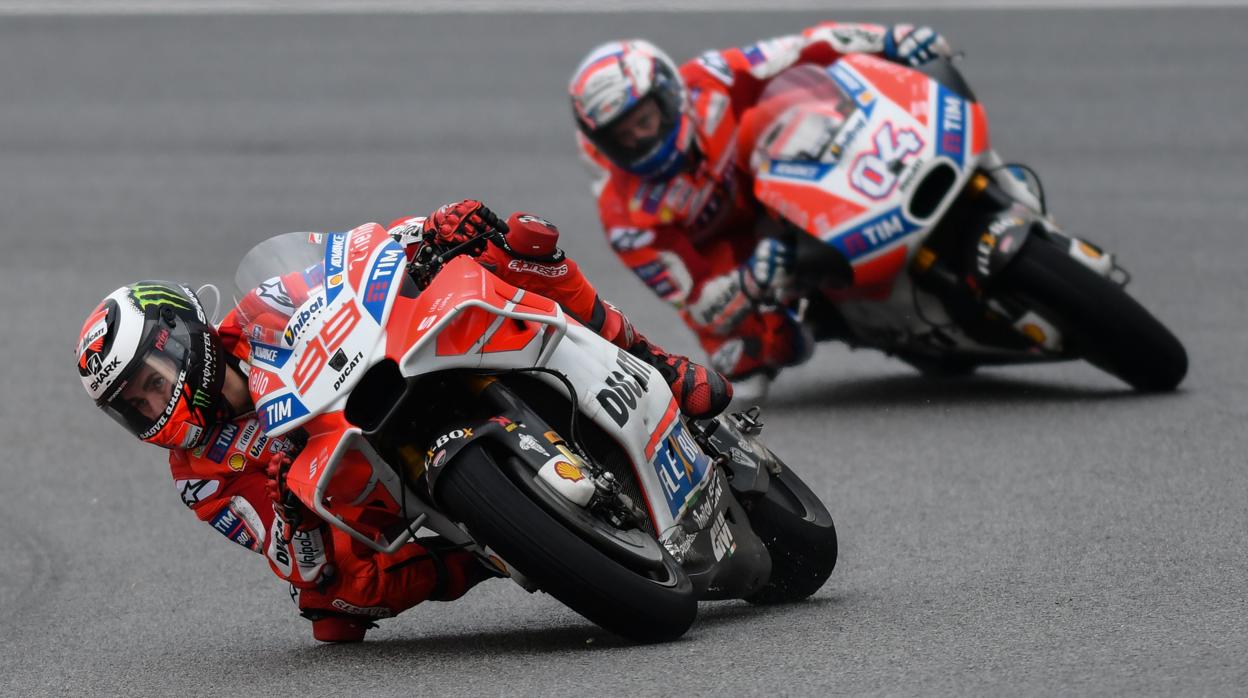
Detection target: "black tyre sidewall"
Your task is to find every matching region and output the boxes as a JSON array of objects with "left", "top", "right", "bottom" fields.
[
  {"left": 1002, "top": 236, "right": 1187, "bottom": 391},
  {"left": 745, "top": 465, "right": 838, "bottom": 605},
  {"left": 436, "top": 443, "right": 696, "bottom": 642}
]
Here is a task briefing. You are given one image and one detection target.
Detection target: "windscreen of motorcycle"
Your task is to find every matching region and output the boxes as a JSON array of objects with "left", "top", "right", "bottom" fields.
[
  {"left": 741, "top": 64, "right": 859, "bottom": 173},
  {"left": 232, "top": 231, "right": 328, "bottom": 307}
]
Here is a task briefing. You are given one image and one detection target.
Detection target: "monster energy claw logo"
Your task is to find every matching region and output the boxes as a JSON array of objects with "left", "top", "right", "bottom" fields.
[
  {"left": 192, "top": 389, "right": 213, "bottom": 409},
  {"left": 130, "top": 283, "right": 192, "bottom": 312}
]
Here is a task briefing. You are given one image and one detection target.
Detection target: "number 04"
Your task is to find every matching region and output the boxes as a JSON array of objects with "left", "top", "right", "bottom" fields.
[{"left": 849, "top": 123, "right": 923, "bottom": 199}]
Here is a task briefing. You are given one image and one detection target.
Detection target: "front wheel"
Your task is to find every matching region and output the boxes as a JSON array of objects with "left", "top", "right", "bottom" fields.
[
  {"left": 743, "top": 463, "right": 838, "bottom": 605},
  {"left": 1001, "top": 236, "right": 1187, "bottom": 391},
  {"left": 436, "top": 443, "right": 696, "bottom": 642}
]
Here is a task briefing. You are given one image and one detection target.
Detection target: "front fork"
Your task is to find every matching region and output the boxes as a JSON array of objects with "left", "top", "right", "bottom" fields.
[{"left": 910, "top": 169, "right": 1129, "bottom": 353}]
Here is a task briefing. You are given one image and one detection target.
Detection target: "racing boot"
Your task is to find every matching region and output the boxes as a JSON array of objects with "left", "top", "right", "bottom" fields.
[
  {"left": 310, "top": 613, "right": 375, "bottom": 643},
  {"left": 704, "top": 309, "right": 815, "bottom": 402},
  {"left": 598, "top": 301, "right": 732, "bottom": 419},
  {"left": 627, "top": 337, "right": 733, "bottom": 419}
]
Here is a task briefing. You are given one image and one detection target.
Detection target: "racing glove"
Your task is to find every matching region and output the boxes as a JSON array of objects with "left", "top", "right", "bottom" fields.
[
  {"left": 883, "top": 24, "right": 952, "bottom": 66},
  {"left": 265, "top": 452, "right": 331, "bottom": 590},
  {"left": 265, "top": 452, "right": 306, "bottom": 542},
  {"left": 422, "top": 199, "right": 509, "bottom": 255},
  {"left": 742, "top": 237, "right": 796, "bottom": 305},
  {"left": 687, "top": 237, "right": 796, "bottom": 337}
]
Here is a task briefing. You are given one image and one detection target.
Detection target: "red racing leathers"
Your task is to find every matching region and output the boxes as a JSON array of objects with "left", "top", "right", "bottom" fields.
[
  {"left": 578, "top": 22, "right": 910, "bottom": 379},
  {"left": 167, "top": 210, "right": 649, "bottom": 642}
]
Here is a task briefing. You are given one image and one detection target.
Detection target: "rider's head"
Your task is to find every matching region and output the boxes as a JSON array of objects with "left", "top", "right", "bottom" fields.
[
  {"left": 570, "top": 39, "right": 694, "bottom": 180},
  {"left": 76, "top": 281, "right": 229, "bottom": 450}
]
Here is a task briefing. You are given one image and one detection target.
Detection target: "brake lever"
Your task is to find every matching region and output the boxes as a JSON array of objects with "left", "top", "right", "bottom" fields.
[{"left": 405, "top": 223, "right": 510, "bottom": 289}]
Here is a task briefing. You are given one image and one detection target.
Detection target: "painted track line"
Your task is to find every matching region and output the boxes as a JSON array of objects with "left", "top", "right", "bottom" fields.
[{"left": 2, "top": 0, "right": 1248, "bottom": 14}]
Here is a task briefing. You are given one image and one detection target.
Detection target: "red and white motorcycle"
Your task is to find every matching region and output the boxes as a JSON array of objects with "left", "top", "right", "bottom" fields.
[
  {"left": 232, "top": 223, "right": 837, "bottom": 642},
  {"left": 742, "top": 56, "right": 1186, "bottom": 390}
]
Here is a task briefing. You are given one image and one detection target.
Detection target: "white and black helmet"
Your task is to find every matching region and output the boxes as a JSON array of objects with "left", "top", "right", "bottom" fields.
[
  {"left": 76, "top": 281, "right": 228, "bottom": 449},
  {"left": 569, "top": 39, "right": 694, "bottom": 179}
]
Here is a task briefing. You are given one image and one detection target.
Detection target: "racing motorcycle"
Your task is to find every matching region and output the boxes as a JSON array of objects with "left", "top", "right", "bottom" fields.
[
  {"left": 232, "top": 224, "right": 837, "bottom": 642},
  {"left": 742, "top": 56, "right": 1187, "bottom": 390}
]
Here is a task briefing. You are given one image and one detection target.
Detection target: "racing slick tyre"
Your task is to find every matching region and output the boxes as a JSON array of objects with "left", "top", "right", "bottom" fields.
[
  {"left": 743, "top": 463, "right": 837, "bottom": 605},
  {"left": 436, "top": 443, "right": 697, "bottom": 643},
  {"left": 1003, "top": 236, "right": 1188, "bottom": 391}
]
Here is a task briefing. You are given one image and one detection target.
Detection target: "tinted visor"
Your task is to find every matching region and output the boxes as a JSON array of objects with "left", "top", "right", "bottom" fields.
[
  {"left": 98, "top": 315, "right": 196, "bottom": 442},
  {"left": 587, "top": 95, "right": 681, "bottom": 172}
]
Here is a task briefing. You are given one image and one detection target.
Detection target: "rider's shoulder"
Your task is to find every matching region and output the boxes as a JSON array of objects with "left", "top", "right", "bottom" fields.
[
  {"left": 683, "top": 49, "right": 735, "bottom": 88},
  {"left": 171, "top": 417, "right": 271, "bottom": 478}
]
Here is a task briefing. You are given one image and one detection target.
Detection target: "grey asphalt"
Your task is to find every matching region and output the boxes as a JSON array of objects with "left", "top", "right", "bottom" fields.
[{"left": 2, "top": 9, "right": 1246, "bottom": 697}]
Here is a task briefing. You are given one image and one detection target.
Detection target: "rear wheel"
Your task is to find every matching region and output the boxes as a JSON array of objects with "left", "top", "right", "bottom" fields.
[
  {"left": 744, "top": 463, "right": 838, "bottom": 605},
  {"left": 436, "top": 443, "right": 696, "bottom": 642},
  {"left": 1002, "top": 236, "right": 1187, "bottom": 391}
]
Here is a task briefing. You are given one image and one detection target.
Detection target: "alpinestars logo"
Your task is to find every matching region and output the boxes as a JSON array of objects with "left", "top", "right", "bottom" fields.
[
  {"left": 129, "top": 283, "right": 192, "bottom": 312},
  {"left": 516, "top": 214, "right": 557, "bottom": 231}
]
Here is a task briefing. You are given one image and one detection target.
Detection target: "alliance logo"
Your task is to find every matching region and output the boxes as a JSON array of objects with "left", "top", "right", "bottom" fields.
[{"left": 328, "top": 233, "right": 345, "bottom": 272}]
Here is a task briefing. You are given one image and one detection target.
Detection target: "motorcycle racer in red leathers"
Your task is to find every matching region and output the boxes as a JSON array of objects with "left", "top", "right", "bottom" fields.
[
  {"left": 75, "top": 201, "right": 731, "bottom": 643},
  {"left": 570, "top": 23, "right": 953, "bottom": 393}
]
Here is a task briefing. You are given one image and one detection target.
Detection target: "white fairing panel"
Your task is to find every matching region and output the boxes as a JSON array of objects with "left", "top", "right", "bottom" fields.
[{"left": 539, "top": 324, "right": 713, "bottom": 534}]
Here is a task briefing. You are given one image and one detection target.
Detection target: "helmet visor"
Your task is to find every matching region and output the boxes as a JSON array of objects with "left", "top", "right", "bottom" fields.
[
  {"left": 98, "top": 316, "right": 201, "bottom": 446},
  {"left": 587, "top": 95, "right": 683, "bottom": 174}
]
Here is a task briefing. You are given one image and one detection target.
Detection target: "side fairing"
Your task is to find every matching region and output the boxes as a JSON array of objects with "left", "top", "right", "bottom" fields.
[
  {"left": 389, "top": 258, "right": 712, "bottom": 534},
  {"left": 540, "top": 324, "right": 713, "bottom": 534},
  {"left": 389, "top": 256, "right": 563, "bottom": 375},
  {"left": 247, "top": 243, "right": 714, "bottom": 547}
]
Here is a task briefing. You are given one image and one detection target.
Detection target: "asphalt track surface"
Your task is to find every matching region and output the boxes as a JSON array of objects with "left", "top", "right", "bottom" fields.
[{"left": 2, "top": 8, "right": 1246, "bottom": 697}]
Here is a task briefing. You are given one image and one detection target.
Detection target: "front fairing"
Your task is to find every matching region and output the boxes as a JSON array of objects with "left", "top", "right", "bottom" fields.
[
  {"left": 747, "top": 56, "right": 989, "bottom": 293},
  {"left": 235, "top": 224, "right": 405, "bottom": 435}
]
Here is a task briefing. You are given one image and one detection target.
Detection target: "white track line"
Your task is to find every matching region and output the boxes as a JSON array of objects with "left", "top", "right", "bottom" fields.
[{"left": 1, "top": 0, "right": 1247, "bottom": 14}]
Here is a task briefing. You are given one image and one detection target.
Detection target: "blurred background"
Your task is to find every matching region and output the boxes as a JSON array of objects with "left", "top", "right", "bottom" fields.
[{"left": 2, "top": 3, "right": 1246, "bottom": 696}]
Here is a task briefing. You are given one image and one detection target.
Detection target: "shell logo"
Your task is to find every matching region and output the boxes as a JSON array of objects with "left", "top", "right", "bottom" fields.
[
  {"left": 554, "top": 461, "right": 585, "bottom": 483},
  {"left": 1021, "top": 323, "right": 1048, "bottom": 345},
  {"left": 228, "top": 453, "right": 246, "bottom": 472},
  {"left": 487, "top": 554, "right": 509, "bottom": 575},
  {"left": 1076, "top": 241, "right": 1103, "bottom": 259}
]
